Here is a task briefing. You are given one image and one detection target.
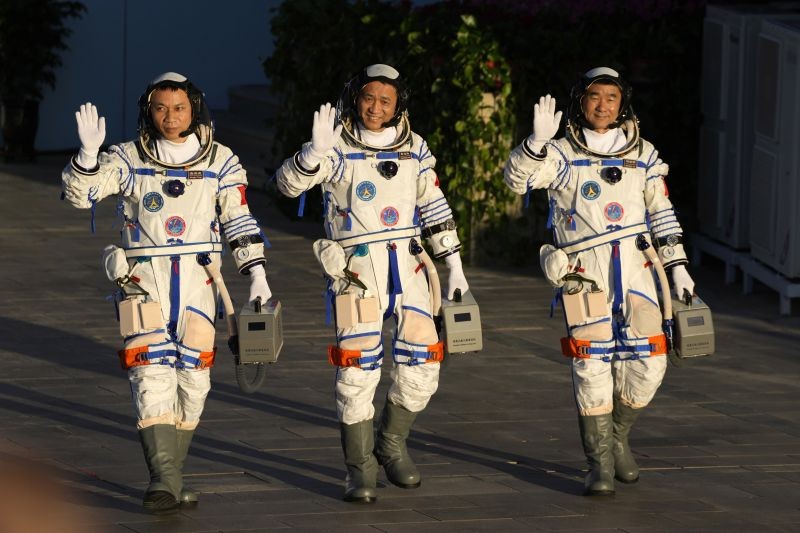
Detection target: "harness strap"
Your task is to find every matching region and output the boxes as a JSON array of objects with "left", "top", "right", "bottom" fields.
[
  {"left": 134, "top": 168, "right": 217, "bottom": 179},
  {"left": 124, "top": 242, "right": 223, "bottom": 258},
  {"left": 335, "top": 226, "right": 420, "bottom": 249},
  {"left": 569, "top": 159, "right": 646, "bottom": 168},
  {"left": 328, "top": 344, "right": 383, "bottom": 370},
  {"left": 118, "top": 345, "right": 176, "bottom": 369},
  {"left": 558, "top": 223, "right": 648, "bottom": 255},
  {"left": 387, "top": 244, "right": 403, "bottom": 296},
  {"left": 177, "top": 347, "right": 217, "bottom": 370},
  {"left": 560, "top": 334, "right": 667, "bottom": 361},
  {"left": 168, "top": 256, "right": 180, "bottom": 339},
  {"left": 393, "top": 339, "right": 445, "bottom": 366},
  {"left": 344, "top": 151, "right": 420, "bottom": 161},
  {"left": 611, "top": 241, "right": 624, "bottom": 317}
]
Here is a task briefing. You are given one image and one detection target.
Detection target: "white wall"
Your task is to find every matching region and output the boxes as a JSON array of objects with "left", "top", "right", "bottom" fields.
[{"left": 35, "top": 0, "right": 278, "bottom": 151}]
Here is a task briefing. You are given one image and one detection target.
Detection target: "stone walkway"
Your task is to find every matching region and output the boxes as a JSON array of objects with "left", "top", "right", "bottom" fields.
[{"left": 1, "top": 157, "right": 798, "bottom": 532}]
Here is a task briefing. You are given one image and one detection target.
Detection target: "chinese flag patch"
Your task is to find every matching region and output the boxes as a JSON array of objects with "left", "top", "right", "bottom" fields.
[{"left": 237, "top": 185, "right": 248, "bottom": 205}]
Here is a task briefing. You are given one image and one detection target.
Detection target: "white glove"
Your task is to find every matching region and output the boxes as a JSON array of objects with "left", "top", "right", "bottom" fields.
[
  {"left": 444, "top": 254, "right": 469, "bottom": 301},
  {"left": 299, "top": 102, "right": 343, "bottom": 169},
  {"left": 248, "top": 264, "right": 272, "bottom": 304},
  {"left": 671, "top": 264, "right": 695, "bottom": 300},
  {"left": 74, "top": 102, "right": 106, "bottom": 169},
  {"left": 528, "top": 94, "right": 562, "bottom": 154}
]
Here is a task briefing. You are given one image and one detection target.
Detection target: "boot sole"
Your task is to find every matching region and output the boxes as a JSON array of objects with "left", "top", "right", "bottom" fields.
[
  {"left": 344, "top": 495, "right": 377, "bottom": 504},
  {"left": 615, "top": 475, "right": 639, "bottom": 484},
  {"left": 584, "top": 489, "right": 615, "bottom": 496},
  {"left": 389, "top": 479, "right": 421, "bottom": 489},
  {"left": 583, "top": 490, "right": 616, "bottom": 496},
  {"left": 143, "top": 491, "right": 180, "bottom": 514}
]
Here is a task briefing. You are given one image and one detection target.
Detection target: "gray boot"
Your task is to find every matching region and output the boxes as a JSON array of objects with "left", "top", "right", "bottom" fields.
[
  {"left": 340, "top": 420, "right": 378, "bottom": 503},
  {"left": 612, "top": 403, "right": 642, "bottom": 484},
  {"left": 138, "top": 424, "right": 182, "bottom": 513},
  {"left": 175, "top": 429, "right": 199, "bottom": 507},
  {"left": 375, "top": 401, "right": 421, "bottom": 489},
  {"left": 578, "top": 414, "right": 615, "bottom": 496}
]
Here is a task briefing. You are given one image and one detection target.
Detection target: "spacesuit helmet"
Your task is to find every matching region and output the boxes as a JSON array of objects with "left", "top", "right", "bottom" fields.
[
  {"left": 337, "top": 64, "right": 410, "bottom": 130},
  {"left": 137, "top": 72, "right": 213, "bottom": 166},
  {"left": 567, "top": 67, "right": 634, "bottom": 130}
]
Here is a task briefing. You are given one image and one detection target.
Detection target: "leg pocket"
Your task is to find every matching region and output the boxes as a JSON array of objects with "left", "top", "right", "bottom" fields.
[
  {"left": 181, "top": 307, "right": 215, "bottom": 351},
  {"left": 627, "top": 290, "right": 662, "bottom": 337},
  {"left": 399, "top": 307, "right": 438, "bottom": 345},
  {"left": 571, "top": 319, "right": 613, "bottom": 342}
]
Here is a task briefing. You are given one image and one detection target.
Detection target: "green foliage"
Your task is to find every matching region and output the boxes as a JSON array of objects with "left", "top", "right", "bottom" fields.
[
  {"left": 264, "top": 0, "right": 411, "bottom": 161},
  {"left": 480, "top": 0, "right": 705, "bottom": 230},
  {"left": 397, "top": 12, "right": 517, "bottom": 264},
  {"left": 264, "top": 0, "right": 706, "bottom": 266},
  {"left": 265, "top": 1, "right": 518, "bottom": 263},
  {"left": 0, "top": 0, "right": 86, "bottom": 103}
]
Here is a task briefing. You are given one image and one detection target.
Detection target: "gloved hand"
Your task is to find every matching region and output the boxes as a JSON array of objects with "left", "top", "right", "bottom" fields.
[
  {"left": 248, "top": 264, "right": 272, "bottom": 304},
  {"left": 299, "top": 102, "right": 343, "bottom": 170},
  {"left": 74, "top": 102, "right": 106, "bottom": 169},
  {"left": 528, "top": 94, "right": 562, "bottom": 154},
  {"left": 671, "top": 264, "right": 695, "bottom": 300},
  {"left": 445, "top": 253, "right": 469, "bottom": 301}
]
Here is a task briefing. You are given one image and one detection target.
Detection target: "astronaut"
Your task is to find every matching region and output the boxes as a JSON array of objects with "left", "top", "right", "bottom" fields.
[
  {"left": 504, "top": 67, "right": 695, "bottom": 496},
  {"left": 276, "top": 64, "right": 469, "bottom": 503},
  {"left": 61, "top": 73, "right": 271, "bottom": 513}
]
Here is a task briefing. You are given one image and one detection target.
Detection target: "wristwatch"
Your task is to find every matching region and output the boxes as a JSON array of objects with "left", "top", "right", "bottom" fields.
[
  {"left": 421, "top": 218, "right": 456, "bottom": 239},
  {"left": 230, "top": 234, "right": 264, "bottom": 250}
]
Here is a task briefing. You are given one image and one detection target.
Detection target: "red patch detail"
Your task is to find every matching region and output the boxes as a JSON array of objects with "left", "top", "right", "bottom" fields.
[
  {"left": 238, "top": 185, "right": 248, "bottom": 205},
  {"left": 644, "top": 261, "right": 653, "bottom": 268},
  {"left": 164, "top": 216, "right": 186, "bottom": 236},
  {"left": 434, "top": 175, "right": 440, "bottom": 187},
  {"left": 130, "top": 276, "right": 141, "bottom": 283},
  {"left": 206, "top": 278, "right": 213, "bottom": 285},
  {"left": 415, "top": 263, "right": 425, "bottom": 273},
  {"left": 662, "top": 179, "right": 669, "bottom": 197}
]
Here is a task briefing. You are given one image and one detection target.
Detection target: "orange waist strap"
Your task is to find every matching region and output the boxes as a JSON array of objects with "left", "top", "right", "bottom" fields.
[
  {"left": 118, "top": 345, "right": 216, "bottom": 370},
  {"left": 328, "top": 345, "right": 360, "bottom": 367},
  {"left": 118, "top": 345, "right": 155, "bottom": 370},
  {"left": 426, "top": 340, "right": 445, "bottom": 362},
  {"left": 561, "top": 334, "right": 667, "bottom": 360},
  {"left": 327, "top": 345, "right": 384, "bottom": 370}
]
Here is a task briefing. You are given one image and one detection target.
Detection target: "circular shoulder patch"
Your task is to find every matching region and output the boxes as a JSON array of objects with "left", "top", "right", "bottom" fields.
[
  {"left": 604, "top": 202, "right": 624, "bottom": 222},
  {"left": 356, "top": 181, "right": 376, "bottom": 201},
  {"left": 142, "top": 192, "right": 164, "bottom": 212},
  {"left": 581, "top": 181, "right": 601, "bottom": 200},
  {"left": 380, "top": 206, "right": 399, "bottom": 227},
  {"left": 165, "top": 215, "right": 186, "bottom": 236}
]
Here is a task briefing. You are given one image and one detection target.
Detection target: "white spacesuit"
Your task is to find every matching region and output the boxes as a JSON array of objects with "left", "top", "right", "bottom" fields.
[
  {"left": 276, "top": 64, "right": 468, "bottom": 503},
  {"left": 504, "top": 67, "right": 695, "bottom": 496},
  {"left": 61, "top": 73, "right": 270, "bottom": 513}
]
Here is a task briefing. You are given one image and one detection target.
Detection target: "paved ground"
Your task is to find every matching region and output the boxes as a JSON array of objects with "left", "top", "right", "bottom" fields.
[{"left": 1, "top": 156, "right": 799, "bottom": 532}]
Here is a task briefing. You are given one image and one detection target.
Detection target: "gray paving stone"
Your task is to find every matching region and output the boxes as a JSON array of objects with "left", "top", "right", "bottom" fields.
[{"left": 2, "top": 158, "right": 800, "bottom": 531}]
